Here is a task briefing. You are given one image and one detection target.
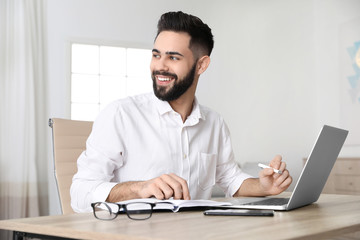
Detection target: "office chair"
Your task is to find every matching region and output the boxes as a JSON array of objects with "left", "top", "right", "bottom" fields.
[{"left": 49, "top": 118, "right": 93, "bottom": 214}]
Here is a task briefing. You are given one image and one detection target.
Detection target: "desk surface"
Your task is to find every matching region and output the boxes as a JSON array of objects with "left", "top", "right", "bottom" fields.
[{"left": 1, "top": 194, "right": 360, "bottom": 240}]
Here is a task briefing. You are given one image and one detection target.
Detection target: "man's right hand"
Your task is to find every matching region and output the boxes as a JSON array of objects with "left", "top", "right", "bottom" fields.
[
  {"left": 139, "top": 173, "right": 191, "bottom": 200},
  {"left": 106, "top": 173, "right": 190, "bottom": 203}
]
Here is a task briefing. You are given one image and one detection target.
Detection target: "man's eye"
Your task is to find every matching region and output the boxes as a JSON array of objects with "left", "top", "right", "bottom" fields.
[
  {"left": 152, "top": 54, "right": 160, "bottom": 58},
  {"left": 170, "top": 56, "right": 179, "bottom": 60}
]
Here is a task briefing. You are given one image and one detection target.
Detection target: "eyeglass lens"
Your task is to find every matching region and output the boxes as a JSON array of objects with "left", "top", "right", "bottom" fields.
[
  {"left": 93, "top": 202, "right": 118, "bottom": 220},
  {"left": 126, "top": 203, "right": 153, "bottom": 220}
]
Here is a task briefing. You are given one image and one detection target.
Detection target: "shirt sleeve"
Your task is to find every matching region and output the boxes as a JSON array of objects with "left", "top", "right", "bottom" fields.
[
  {"left": 70, "top": 102, "right": 125, "bottom": 213},
  {"left": 215, "top": 119, "right": 254, "bottom": 197}
]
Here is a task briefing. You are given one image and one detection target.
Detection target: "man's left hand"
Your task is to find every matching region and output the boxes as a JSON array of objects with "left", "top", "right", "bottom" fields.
[{"left": 258, "top": 155, "right": 293, "bottom": 195}]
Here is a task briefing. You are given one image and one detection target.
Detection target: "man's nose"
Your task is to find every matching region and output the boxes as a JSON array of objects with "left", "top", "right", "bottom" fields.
[{"left": 154, "top": 58, "right": 169, "bottom": 72}]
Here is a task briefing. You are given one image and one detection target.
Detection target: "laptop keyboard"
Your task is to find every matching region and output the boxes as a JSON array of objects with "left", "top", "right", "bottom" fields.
[{"left": 244, "top": 198, "right": 290, "bottom": 206}]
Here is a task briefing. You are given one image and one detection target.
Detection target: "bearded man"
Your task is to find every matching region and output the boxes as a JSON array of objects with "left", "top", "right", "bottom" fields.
[{"left": 70, "top": 11, "right": 292, "bottom": 213}]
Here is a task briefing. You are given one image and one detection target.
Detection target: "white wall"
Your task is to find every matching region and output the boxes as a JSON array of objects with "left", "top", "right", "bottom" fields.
[
  {"left": 197, "top": 0, "right": 317, "bottom": 183},
  {"left": 46, "top": 0, "right": 360, "bottom": 214},
  {"left": 313, "top": 0, "right": 360, "bottom": 156}
]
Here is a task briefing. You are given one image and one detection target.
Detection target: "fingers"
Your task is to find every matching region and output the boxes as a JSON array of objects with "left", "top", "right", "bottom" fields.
[
  {"left": 142, "top": 173, "right": 190, "bottom": 200},
  {"left": 259, "top": 167, "right": 275, "bottom": 178},
  {"left": 259, "top": 160, "right": 286, "bottom": 178},
  {"left": 270, "top": 155, "right": 282, "bottom": 170},
  {"left": 168, "top": 173, "right": 191, "bottom": 200},
  {"left": 267, "top": 155, "right": 287, "bottom": 176},
  {"left": 152, "top": 177, "right": 174, "bottom": 199},
  {"left": 260, "top": 155, "right": 293, "bottom": 193},
  {"left": 279, "top": 173, "right": 292, "bottom": 189},
  {"left": 274, "top": 169, "right": 292, "bottom": 188}
]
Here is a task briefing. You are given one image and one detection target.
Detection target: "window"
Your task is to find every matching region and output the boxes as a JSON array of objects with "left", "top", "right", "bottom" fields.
[{"left": 71, "top": 43, "right": 152, "bottom": 121}]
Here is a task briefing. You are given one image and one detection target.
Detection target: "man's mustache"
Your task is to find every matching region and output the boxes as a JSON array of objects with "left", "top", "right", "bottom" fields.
[{"left": 152, "top": 71, "right": 177, "bottom": 80}]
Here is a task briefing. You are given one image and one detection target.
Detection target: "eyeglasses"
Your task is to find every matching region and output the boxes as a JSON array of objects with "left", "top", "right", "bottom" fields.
[{"left": 91, "top": 201, "right": 175, "bottom": 220}]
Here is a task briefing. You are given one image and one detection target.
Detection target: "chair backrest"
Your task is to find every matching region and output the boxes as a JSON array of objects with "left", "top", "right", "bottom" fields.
[{"left": 49, "top": 118, "right": 93, "bottom": 214}]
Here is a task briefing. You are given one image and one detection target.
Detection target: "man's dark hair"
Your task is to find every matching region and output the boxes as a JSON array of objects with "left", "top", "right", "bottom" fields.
[{"left": 156, "top": 11, "right": 214, "bottom": 57}]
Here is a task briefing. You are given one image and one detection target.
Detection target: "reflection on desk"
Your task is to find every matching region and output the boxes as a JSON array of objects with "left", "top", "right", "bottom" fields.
[{"left": 0, "top": 194, "right": 360, "bottom": 240}]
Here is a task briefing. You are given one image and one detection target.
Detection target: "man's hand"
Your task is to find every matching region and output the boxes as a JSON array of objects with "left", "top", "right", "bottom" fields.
[
  {"left": 138, "top": 173, "right": 191, "bottom": 200},
  {"left": 234, "top": 155, "right": 293, "bottom": 197},
  {"left": 258, "top": 155, "right": 292, "bottom": 196},
  {"left": 106, "top": 173, "right": 190, "bottom": 203}
]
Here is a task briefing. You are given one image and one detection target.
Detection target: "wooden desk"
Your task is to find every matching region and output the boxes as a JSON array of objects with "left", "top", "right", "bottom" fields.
[{"left": 1, "top": 194, "right": 360, "bottom": 240}]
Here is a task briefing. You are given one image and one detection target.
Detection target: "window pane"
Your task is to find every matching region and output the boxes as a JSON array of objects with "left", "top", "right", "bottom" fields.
[
  {"left": 71, "top": 43, "right": 152, "bottom": 121},
  {"left": 100, "top": 75, "right": 126, "bottom": 106},
  {"left": 126, "top": 76, "right": 152, "bottom": 96},
  {"left": 71, "top": 74, "right": 99, "bottom": 103},
  {"left": 100, "top": 46, "right": 126, "bottom": 76},
  {"left": 127, "top": 48, "right": 151, "bottom": 76},
  {"left": 71, "top": 103, "right": 99, "bottom": 121},
  {"left": 72, "top": 44, "right": 99, "bottom": 74}
]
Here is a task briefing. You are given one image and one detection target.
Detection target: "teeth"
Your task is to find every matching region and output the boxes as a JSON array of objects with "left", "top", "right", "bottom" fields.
[{"left": 158, "top": 77, "right": 172, "bottom": 82}]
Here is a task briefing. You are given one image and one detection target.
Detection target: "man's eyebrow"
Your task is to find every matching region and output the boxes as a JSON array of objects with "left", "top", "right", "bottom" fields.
[
  {"left": 152, "top": 49, "right": 184, "bottom": 57},
  {"left": 166, "top": 51, "right": 184, "bottom": 57}
]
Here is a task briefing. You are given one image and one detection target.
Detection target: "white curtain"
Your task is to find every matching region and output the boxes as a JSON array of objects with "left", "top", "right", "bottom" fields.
[{"left": 0, "top": 0, "right": 49, "bottom": 239}]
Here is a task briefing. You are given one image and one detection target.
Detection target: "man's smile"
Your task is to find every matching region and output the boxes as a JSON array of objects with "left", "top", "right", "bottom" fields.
[
  {"left": 156, "top": 75, "right": 174, "bottom": 86},
  {"left": 153, "top": 71, "right": 177, "bottom": 86},
  {"left": 157, "top": 76, "right": 173, "bottom": 82}
]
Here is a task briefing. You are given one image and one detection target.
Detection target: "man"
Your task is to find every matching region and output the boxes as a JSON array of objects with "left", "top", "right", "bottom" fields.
[{"left": 70, "top": 11, "right": 292, "bottom": 213}]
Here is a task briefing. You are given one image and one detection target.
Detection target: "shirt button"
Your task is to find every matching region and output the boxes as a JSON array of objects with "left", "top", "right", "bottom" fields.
[{"left": 183, "top": 154, "right": 187, "bottom": 159}]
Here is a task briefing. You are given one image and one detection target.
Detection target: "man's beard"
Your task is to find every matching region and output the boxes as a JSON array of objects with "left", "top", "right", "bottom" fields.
[{"left": 152, "top": 63, "right": 197, "bottom": 102}]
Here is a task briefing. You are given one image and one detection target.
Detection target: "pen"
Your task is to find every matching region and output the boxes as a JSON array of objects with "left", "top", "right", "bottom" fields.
[{"left": 258, "top": 163, "right": 283, "bottom": 174}]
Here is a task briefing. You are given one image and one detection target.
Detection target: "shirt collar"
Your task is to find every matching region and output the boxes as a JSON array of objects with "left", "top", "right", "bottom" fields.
[
  {"left": 154, "top": 94, "right": 206, "bottom": 121},
  {"left": 154, "top": 94, "right": 173, "bottom": 115},
  {"left": 189, "top": 97, "right": 205, "bottom": 121}
]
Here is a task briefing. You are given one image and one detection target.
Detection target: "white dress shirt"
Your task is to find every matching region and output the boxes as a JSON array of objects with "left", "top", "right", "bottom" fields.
[{"left": 71, "top": 93, "right": 252, "bottom": 212}]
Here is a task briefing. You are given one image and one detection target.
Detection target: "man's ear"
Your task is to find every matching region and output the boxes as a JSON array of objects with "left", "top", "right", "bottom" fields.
[{"left": 197, "top": 56, "right": 211, "bottom": 75}]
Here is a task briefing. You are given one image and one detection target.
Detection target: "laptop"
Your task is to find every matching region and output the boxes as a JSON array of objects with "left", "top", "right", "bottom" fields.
[{"left": 230, "top": 125, "right": 348, "bottom": 211}]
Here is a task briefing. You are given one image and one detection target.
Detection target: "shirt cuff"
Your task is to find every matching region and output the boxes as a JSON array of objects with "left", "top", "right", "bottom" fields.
[
  {"left": 227, "top": 173, "right": 254, "bottom": 197},
  {"left": 92, "top": 182, "right": 119, "bottom": 203}
]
